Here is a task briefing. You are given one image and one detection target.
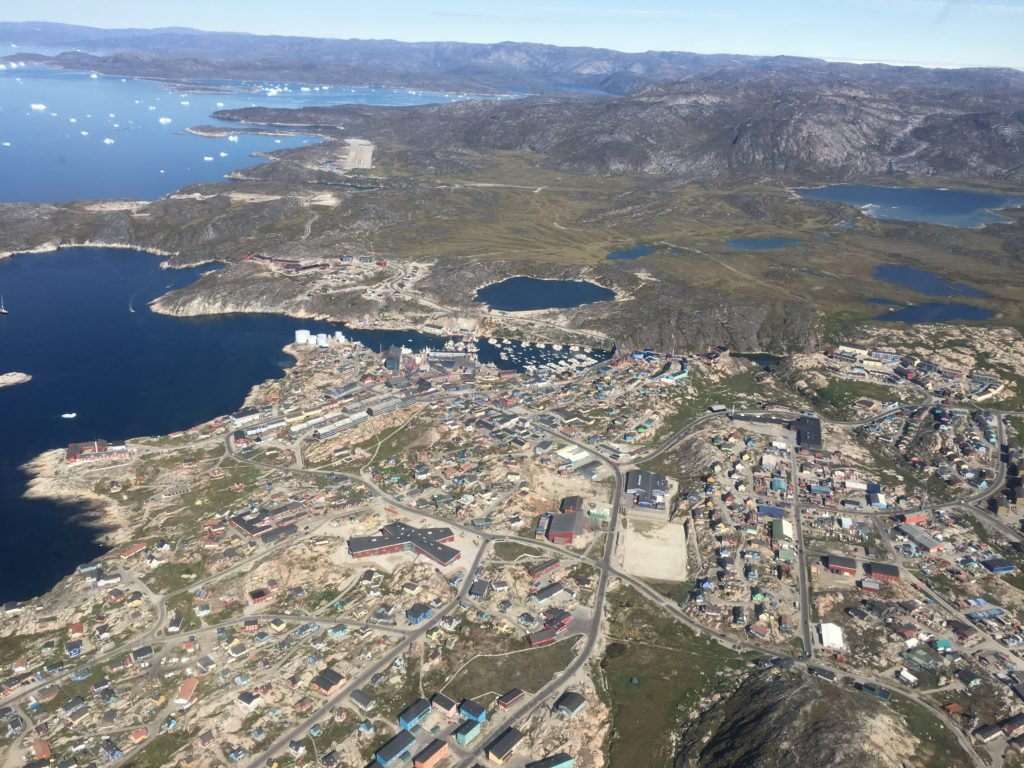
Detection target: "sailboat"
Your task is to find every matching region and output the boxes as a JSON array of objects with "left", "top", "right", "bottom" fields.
[{"left": 0, "top": 296, "right": 7, "bottom": 315}]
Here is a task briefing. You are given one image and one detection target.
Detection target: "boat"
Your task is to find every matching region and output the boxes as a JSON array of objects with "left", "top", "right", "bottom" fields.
[
  {"left": 62, "top": 413, "right": 77, "bottom": 419},
  {"left": 0, "top": 296, "right": 7, "bottom": 315}
]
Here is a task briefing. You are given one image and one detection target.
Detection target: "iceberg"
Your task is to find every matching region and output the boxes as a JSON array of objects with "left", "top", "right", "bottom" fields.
[
  {"left": 108, "top": 113, "right": 115, "bottom": 118},
  {"left": 80, "top": 130, "right": 89, "bottom": 136},
  {"left": 30, "top": 103, "right": 47, "bottom": 111},
  {"left": 89, "top": 73, "right": 98, "bottom": 79},
  {"left": 227, "top": 134, "right": 239, "bottom": 142},
  {"left": 274, "top": 139, "right": 282, "bottom": 143},
  {"left": 69, "top": 117, "right": 77, "bottom": 123},
  {"left": 179, "top": 100, "right": 190, "bottom": 106},
  {"left": 103, "top": 137, "right": 115, "bottom": 145},
  {"left": 0, "top": 64, "right": 6, "bottom": 71},
  {"left": 203, "top": 155, "right": 214, "bottom": 161},
  {"left": 1, "top": 142, "right": 10, "bottom": 147},
  {"left": 158, "top": 116, "right": 172, "bottom": 125},
  {"left": 216, "top": 101, "right": 224, "bottom": 107}
]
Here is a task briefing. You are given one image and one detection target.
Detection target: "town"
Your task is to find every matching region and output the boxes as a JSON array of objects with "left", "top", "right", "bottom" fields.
[{"left": 1, "top": 321, "right": 1023, "bottom": 768}]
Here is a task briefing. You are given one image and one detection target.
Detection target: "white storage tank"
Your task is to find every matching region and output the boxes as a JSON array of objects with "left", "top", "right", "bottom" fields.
[
  {"left": 316, "top": 333, "right": 329, "bottom": 348},
  {"left": 294, "top": 329, "right": 311, "bottom": 345}
]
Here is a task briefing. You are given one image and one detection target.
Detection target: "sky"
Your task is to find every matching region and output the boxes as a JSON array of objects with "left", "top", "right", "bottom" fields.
[{"left": 3, "top": 0, "right": 1023, "bottom": 70}]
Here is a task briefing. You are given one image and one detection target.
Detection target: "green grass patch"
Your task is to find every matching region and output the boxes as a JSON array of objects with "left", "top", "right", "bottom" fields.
[
  {"left": 889, "top": 694, "right": 975, "bottom": 768},
  {"left": 492, "top": 541, "right": 544, "bottom": 562},
  {"left": 438, "top": 635, "right": 578, "bottom": 702}
]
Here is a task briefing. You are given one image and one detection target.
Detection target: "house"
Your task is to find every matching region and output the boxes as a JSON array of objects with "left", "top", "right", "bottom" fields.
[
  {"left": 485, "top": 727, "right": 525, "bottom": 765},
  {"left": 546, "top": 513, "right": 579, "bottom": 545},
  {"left": 413, "top": 738, "right": 449, "bottom": 768},
  {"left": 792, "top": 416, "right": 823, "bottom": 450},
  {"left": 374, "top": 729, "right": 416, "bottom": 767},
  {"left": 351, "top": 689, "right": 376, "bottom": 712},
  {"left": 431, "top": 692, "right": 457, "bottom": 717},
  {"left": 554, "top": 690, "right": 587, "bottom": 717},
  {"left": 624, "top": 470, "right": 669, "bottom": 509},
  {"left": 311, "top": 668, "right": 344, "bottom": 696},
  {"left": 236, "top": 691, "right": 262, "bottom": 711},
  {"left": 497, "top": 688, "right": 525, "bottom": 709},
  {"left": 530, "top": 583, "right": 565, "bottom": 603},
  {"left": 560, "top": 496, "right": 584, "bottom": 514},
  {"left": 175, "top": 677, "right": 199, "bottom": 709},
  {"left": 982, "top": 559, "right": 1016, "bottom": 575},
  {"left": 1001, "top": 712, "right": 1024, "bottom": 738},
  {"left": 130, "top": 646, "right": 154, "bottom": 666},
  {"left": 459, "top": 698, "right": 487, "bottom": 723},
  {"left": 975, "top": 724, "right": 1003, "bottom": 744},
  {"left": 454, "top": 718, "right": 483, "bottom": 746},
  {"left": 406, "top": 603, "right": 433, "bottom": 625},
  {"left": 397, "top": 698, "right": 431, "bottom": 730}
]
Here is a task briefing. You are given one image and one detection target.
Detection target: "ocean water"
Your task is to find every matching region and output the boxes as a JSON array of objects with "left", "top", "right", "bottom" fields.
[
  {"left": 796, "top": 184, "right": 1024, "bottom": 228},
  {"left": 475, "top": 277, "right": 615, "bottom": 311},
  {"left": 0, "top": 65, "right": 488, "bottom": 202}
]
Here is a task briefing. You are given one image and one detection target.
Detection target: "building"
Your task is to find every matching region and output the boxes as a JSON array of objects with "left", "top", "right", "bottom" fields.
[
  {"left": 348, "top": 522, "right": 460, "bottom": 567},
  {"left": 770, "top": 519, "right": 794, "bottom": 541},
  {"left": 397, "top": 698, "right": 432, "bottom": 730},
  {"left": 896, "top": 524, "right": 945, "bottom": 552},
  {"left": 818, "top": 622, "right": 846, "bottom": 650},
  {"left": 560, "top": 496, "right": 585, "bottom": 514},
  {"left": 460, "top": 698, "right": 487, "bottom": 723},
  {"left": 497, "top": 688, "right": 525, "bottom": 709},
  {"left": 554, "top": 691, "right": 587, "bottom": 717},
  {"left": 374, "top": 729, "right": 416, "bottom": 767},
  {"left": 486, "top": 728, "right": 525, "bottom": 765},
  {"left": 982, "top": 559, "right": 1016, "bottom": 574},
  {"left": 413, "top": 739, "right": 449, "bottom": 768},
  {"left": 867, "top": 562, "right": 901, "bottom": 582},
  {"left": 349, "top": 689, "right": 376, "bottom": 713},
  {"left": 454, "top": 718, "right": 483, "bottom": 746},
  {"left": 827, "top": 555, "right": 858, "bottom": 576},
  {"left": 530, "top": 583, "right": 565, "bottom": 603},
  {"left": 527, "top": 627, "right": 559, "bottom": 647},
  {"left": 526, "top": 755, "right": 575, "bottom": 768},
  {"left": 311, "top": 668, "right": 344, "bottom": 696},
  {"left": 546, "top": 513, "right": 579, "bottom": 545},
  {"left": 792, "top": 416, "right": 823, "bottom": 450},
  {"left": 406, "top": 603, "right": 434, "bottom": 625},
  {"left": 174, "top": 677, "right": 199, "bottom": 709},
  {"left": 431, "top": 692, "right": 457, "bottom": 717},
  {"left": 624, "top": 470, "right": 669, "bottom": 509},
  {"left": 65, "top": 440, "right": 131, "bottom": 465},
  {"left": 526, "top": 559, "right": 560, "bottom": 579}
]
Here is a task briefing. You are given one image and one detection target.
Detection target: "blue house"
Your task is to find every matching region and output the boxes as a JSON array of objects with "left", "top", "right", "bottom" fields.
[
  {"left": 397, "top": 698, "right": 431, "bottom": 730},
  {"left": 374, "top": 729, "right": 416, "bottom": 767},
  {"left": 406, "top": 603, "right": 433, "bottom": 625},
  {"left": 460, "top": 698, "right": 487, "bottom": 723}
]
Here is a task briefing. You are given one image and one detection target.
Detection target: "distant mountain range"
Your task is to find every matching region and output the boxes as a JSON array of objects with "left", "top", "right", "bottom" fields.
[{"left": 5, "top": 21, "right": 1024, "bottom": 184}]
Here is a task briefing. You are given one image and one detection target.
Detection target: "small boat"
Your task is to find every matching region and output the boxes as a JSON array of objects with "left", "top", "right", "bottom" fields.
[
  {"left": 0, "top": 296, "right": 7, "bottom": 315},
  {"left": 62, "top": 413, "right": 77, "bottom": 419}
]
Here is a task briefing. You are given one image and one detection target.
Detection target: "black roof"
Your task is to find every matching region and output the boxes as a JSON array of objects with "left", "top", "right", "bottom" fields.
[
  {"left": 792, "top": 416, "right": 823, "bottom": 449},
  {"left": 398, "top": 698, "right": 431, "bottom": 724},
  {"left": 486, "top": 727, "right": 525, "bottom": 760},
  {"left": 868, "top": 562, "right": 900, "bottom": 577},
  {"left": 497, "top": 688, "right": 525, "bottom": 707},
  {"left": 828, "top": 555, "right": 857, "bottom": 570},
  {"left": 312, "top": 668, "right": 343, "bottom": 691},
  {"left": 526, "top": 755, "right": 574, "bottom": 768},
  {"left": 413, "top": 739, "right": 447, "bottom": 763},
  {"left": 374, "top": 729, "right": 416, "bottom": 763},
  {"left": 554, "top": 690, "right": 587, "bottom": 714},
  {"left": 431, "top": 692, "right": 456, "bottom": 711},
  {"left": 460, "top": 698, "right": 486, "bottom": 719},
  {"left": 348, "top": 522, "right": 459, "bottom": 566}
]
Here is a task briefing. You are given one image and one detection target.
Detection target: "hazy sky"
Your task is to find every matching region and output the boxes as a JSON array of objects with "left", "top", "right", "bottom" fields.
[{"left": 4, "top": 0, "right": 1023, "bottom": 69}]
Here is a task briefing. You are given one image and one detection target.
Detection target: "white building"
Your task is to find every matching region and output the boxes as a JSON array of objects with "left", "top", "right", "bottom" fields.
[{"left": 817, "top": 622, "right": 845, "bottom": 650}]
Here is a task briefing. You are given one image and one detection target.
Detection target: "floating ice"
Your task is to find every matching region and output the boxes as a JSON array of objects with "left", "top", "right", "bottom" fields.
[
  {"left": 147, "top": 105, "right": 156, "bottom": 111},
  {"left": 0, "top": 64, "right": 6, "bottom": 71},
  {"left": 30, "top": 103, "right": 46, "bottom": 111},
  {"left": 274, "top": 139, "right": 282, "bottom": 143},
  {"left": 108, "top": 113, "right": 115, "bottom": 118},
  {"left": 159, "top": 169, "right": 165, "bottom": 174},
  {"left": 113, "top": 123, "right": 119, "bottom": 128},
  {"left": 90, "top": 73, "right": 98, "bottom": 79},
  {"left": 180, "top": 100, "right": 190, "bottom": 106},
  {"left": 1, "top": 142, "right": 10, "bottom": 147},
  {"left": 69, "top": 117, "right": 77, "bottom": 123},
  {"left": 219, "top": 151, "right": 228, "bottom": 157},
  {"left": 300, "top": 86, "right": 310, "bottom": 92},
  {"left": 103, "top": 137, "right": 115, "bottom": 144},
  {"left": 49, "top": 112, "right": 58, "bottom": 117},
  {"left": 158, "top": 116, "right": 172, "bottom": 124},
  {"left": 203, "top": 155, "right": 214, "bottom": 161},
  {"left": 227, "top": 134, "right": 239, "bottom": 142},
  {"left": 216, "top": 101, "right": 224, "bottom": 107},
  {"left": 80, "top": 130, "right": 89, "bottom": 136}
]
